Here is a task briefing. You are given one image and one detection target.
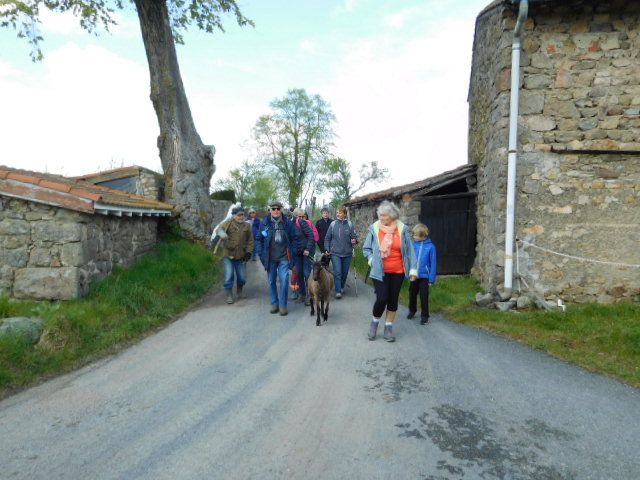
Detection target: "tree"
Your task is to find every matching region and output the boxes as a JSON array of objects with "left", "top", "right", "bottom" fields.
[
  {"left": 321, "top": 158, "right": 388, "bottom": 207},
  {"left": 2, "top": 0, "right": 252, "bottom": 240},
  {"left": 253, "top": 88, "right": 334, "bottom": 208},
  {"left": 216, "top": 160, "right": 278, "bottom": 210}
]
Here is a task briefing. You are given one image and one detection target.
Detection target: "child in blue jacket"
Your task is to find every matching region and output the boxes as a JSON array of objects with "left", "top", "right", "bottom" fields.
[{"left": 408, "top": 223, "right": 437, "bottom": 324}]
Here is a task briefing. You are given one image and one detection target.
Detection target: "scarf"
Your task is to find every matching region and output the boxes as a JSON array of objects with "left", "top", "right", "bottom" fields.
[
  {"left": 272, "top": 216, "right": 284, "bottom": 244},
  {"left": 379, "top": 222, "right": 397, "bottom": 259}
]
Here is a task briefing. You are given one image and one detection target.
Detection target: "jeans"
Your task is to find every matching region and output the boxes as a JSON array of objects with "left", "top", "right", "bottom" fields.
[
  {"left": 294, "top": 254, "right": 312, "bottom": 296},
  {"left": 223, "top": 258, "right": 246, "bottom": 290},
  {"left": 252, "top": 236, "right": 261, "bottom": 259},
  {"left": 331, "top": 255, "right": 352, "bottom": 294},
  {"left": 268, "top": 260, "right": 291, "bottom": 307}
]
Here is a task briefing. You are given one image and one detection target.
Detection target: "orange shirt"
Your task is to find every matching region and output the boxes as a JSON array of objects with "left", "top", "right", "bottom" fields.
[{"left": 379, "top": 228, "right": 404, "bottom": 274}]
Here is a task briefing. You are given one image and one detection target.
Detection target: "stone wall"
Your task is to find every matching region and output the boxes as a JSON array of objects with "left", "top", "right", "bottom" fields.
[
  {"left": 137, "top": 170, "right": 163, "bottom": 200},
  {"left": 469, "top": 0, "right": 640, "bottom": 302},
  {"left": 347, "top": 197, "right": 420, "bottom": 244},
  {"left": 0, "top": 197, "right": 158, "bottom": 299}
]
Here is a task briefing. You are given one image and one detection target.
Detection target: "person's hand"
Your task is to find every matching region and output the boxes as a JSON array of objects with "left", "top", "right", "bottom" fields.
[
  {"left": 325, "top": 251, "right": 331, "bottom": 256},
  {"left": 409, "top": 275, "right": 417, "bottom": 282},
  {"left": 243, "top": 252, "right": 252, "bottom": 262},
  {"left": 303, "top": 250, "right": 310, "bottom": 256}
]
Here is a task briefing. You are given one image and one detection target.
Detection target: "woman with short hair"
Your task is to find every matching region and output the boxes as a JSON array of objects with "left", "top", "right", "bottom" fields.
[
  {"left": 362, "top": 200, "right": 417, "bottom": 342},
  {"left": 324, "top": 205, "right": 358, "bottom": 298}
]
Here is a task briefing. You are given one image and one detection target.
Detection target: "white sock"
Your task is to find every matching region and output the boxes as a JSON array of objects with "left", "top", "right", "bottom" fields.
[
  {"left": 372, "top": 317, "right": 380, "bottom": 323},
  {"left": 385, "top": 322, "right": 393, "bottom": 326}
]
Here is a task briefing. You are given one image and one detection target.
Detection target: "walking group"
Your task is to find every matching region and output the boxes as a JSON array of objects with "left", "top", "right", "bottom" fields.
[{"left": 214, "top": 199, "right": 437, "bottom": 343}]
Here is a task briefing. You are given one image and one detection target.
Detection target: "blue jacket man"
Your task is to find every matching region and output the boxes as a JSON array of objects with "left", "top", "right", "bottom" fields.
[{"left": 257, "top": 201, "right": 297, "bottom": 315}]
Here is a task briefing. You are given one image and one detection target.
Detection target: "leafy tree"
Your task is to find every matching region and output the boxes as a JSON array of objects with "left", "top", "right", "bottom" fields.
[
  {"left": 321, "top": 158, "right": 388, "bottom": 207},
  {"left": 2, "top": 0, "right": 252, "bottom": 240},
  {"left": 216, "top": 160, "right": 278, "bottom": 211},
  {"left": 253, "top": 88, "right": 334, "bottom": 208}
]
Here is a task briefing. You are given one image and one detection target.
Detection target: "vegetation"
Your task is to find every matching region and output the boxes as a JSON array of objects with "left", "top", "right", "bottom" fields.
[
  {"left": 321, "top": 158, "right": 388, "bottom": 207},
  {"left": 352, "top": 248, "right": 640, "bottom": 387},
  {"left": 214, "top": 160, "right": 278, "bottom": 210},
  {"left": 210, "top": 189, "right": 237, "bottom": 202},
  {"left": 0, "top": 236, "right": 220, "bottom": 397}
]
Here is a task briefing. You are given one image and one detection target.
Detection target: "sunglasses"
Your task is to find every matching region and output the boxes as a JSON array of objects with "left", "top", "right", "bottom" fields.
[{"left": 270, "top": 207, "right": 281, "bottom": 211}]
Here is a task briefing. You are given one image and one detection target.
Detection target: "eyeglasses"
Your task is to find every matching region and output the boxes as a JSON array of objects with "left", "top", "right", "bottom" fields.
[{"left": 270, "top": 207, "right": 281, "bottom": 211}]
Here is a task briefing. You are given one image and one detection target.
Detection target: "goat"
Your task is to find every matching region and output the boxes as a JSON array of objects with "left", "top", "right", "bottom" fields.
[{"left": 308, "top": 254, "right": 334, "bottom": 326}]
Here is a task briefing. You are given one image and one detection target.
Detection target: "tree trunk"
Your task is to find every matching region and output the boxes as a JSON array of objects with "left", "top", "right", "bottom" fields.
[{"left": 134, "top": 0, "right": 214, "bottom": 240}]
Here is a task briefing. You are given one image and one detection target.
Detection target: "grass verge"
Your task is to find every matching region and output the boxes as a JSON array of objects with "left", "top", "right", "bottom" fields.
[
  {"left": 0, "top": 236, "right": 220, "bottom": 398},
  {"left": 352, "top": 248, "right": 640, "bottom": 388}
]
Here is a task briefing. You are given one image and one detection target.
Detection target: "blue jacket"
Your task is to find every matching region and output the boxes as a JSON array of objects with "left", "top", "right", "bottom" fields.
[
  {"left": 325, "top": 219, "right": 357, "bottom": 257},
  {"left": 251, "top": 217, "right": 261, "bottom": 238},
  {"left": 293, "top": 218, "right": 316, "bottom": 256},
  {"left": 362, "top": 220, "right": 417, "bottom": 282},
  {"left": 257, "top": 215, "right": 297, "bottom": 270},
  {"left": 413, "top": 238, "right": 437, "bottom": 283}
]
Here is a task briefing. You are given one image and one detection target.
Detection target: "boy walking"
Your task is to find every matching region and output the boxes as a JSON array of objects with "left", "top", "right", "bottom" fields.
[{"left": 407, "top": 223, "right": 437, "bottom": 324}]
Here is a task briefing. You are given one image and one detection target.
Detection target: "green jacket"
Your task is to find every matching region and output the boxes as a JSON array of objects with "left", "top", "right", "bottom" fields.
[{"left": 218, "top": 220, "right": 254, "bottom": 259}]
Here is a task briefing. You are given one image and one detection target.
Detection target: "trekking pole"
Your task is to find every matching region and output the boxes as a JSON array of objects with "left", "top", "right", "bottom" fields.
[{"left": 352, "top": 247, "right": 358, "bottom": 297}]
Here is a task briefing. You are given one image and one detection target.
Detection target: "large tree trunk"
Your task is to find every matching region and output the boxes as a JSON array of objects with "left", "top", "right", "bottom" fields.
[{"left": 134, "top": 0, "right": 214, "bottom": 240}]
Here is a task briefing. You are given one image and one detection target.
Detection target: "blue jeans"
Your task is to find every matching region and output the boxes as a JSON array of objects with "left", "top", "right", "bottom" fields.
[
  {"left": 268, "top": 260, "right": 290, "bottom": 307},
  {"left": 252, "top": 236, "right": 261, "bottom": 259},
  {"left": 331, "top": 255, "right": 352, "bottom": 294},
  {"left": 294, "top": 254, "right": 312, "bottom": 296},
  {"left": 223, "top": 258, "right": 247, "bottom": 290}
]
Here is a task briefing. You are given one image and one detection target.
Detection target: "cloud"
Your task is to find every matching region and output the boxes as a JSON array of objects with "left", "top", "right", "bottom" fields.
[
  {"left": 319, "top": 17, "right": 476, "bottom": 191},
  {"left": 300, "top": 39, "right": 319, "bottom": 54},
  {"left": 383, "top": 7, "right": 420, "bottom": 28},
  {"left": 0, "top": 43, "right": 160, "bottom": 176},
  {"left": 333, "top": 0, "right": 361, "bottom": 15}
]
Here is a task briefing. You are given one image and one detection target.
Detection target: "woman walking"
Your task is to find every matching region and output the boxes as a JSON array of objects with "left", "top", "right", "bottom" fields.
[
  {"left": 362, "top": 201, "right": 417, "bottom": 342},
  {"left": 324, "top": 205, "right": 358, "bottom": 299},
  {"left": 292, "top": 207, "right": 316, "bottom": 306}
]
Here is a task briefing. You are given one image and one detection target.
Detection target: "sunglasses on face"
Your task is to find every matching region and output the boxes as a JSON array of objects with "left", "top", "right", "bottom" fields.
[{"left": 271, "top": 207, "right": 281, "bottom": 211}]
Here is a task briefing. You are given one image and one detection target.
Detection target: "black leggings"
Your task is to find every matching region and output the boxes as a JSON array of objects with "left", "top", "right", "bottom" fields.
[{"left": 372, "top": 273, "right": 405, "bottom": 318}]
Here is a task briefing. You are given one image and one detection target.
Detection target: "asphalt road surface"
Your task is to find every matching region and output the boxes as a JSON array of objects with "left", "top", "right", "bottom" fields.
[{"left": 1, "top": 261, "right": 639, "bottom": 480}]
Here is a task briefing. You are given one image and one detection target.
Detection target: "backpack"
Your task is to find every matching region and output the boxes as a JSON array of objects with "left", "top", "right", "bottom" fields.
[
  {"left": 329, "top": 219, "right": 353, "bottom": 235},
  {"left": 297, "top": 218, "right": 320, "bottom": 242}
]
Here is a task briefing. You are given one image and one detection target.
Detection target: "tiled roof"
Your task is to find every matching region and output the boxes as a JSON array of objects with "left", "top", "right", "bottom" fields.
[
  {"left": 74, "top": 165, "right": 161, "bottom": 184},
  {"left": 345, "top": 164, "right": 477, "bottom": 207},
  {"left": 0, "top": 166, "right": 173, "bottom": 216}
]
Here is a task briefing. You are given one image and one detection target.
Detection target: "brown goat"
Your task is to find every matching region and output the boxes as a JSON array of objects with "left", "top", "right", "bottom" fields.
[{"left": 308, "top": 254, "right": 334, "bottom": 326}]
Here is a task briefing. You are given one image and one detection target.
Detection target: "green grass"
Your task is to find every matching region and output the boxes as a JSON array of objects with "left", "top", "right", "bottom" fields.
[
  {"left": 0, "top": 236, "right": 221, "bottom": 397},
  {"left": 352, "top": 248, "right": 640, "bottom": 387}
]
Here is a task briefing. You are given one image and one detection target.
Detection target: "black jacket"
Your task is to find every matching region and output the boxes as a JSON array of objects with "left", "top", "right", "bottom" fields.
[{"left": 315, "top": 217, "right": 333, "bottom": 252}]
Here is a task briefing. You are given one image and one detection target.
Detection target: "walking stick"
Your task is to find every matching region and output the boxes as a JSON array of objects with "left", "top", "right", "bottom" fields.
[{"left": 352, "top": 247, "right": 358, "bottom": 297}]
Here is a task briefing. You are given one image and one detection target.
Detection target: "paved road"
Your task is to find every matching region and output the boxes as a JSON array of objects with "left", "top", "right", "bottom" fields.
[{"left": 1, "top": 262, "right": 639, "bottom": 480}]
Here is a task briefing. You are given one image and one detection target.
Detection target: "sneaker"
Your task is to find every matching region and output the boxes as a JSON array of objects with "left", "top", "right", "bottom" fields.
[
  {"left": 225, "top": 289, "right": 234, "bottom": 304},
  {"left": 420, "top": 316, "right": 429, "bottom": 325},
  {"left": 270, "top": 305, "right": 279, "bottom": 314},
  {"left": 383, "top": 324, "right": 395, "bottom": 342},
  {"left": 407, "top": 311, "right": 416, "bottom": 319},
  {"left": 335, "top": 292, "right": 342, "bottom": 299},
  {"left": 279, "top": 307, "right": 288, "bottom": 316},
  {"left": 368, "top": 321, "right": 379, "bottom": 341}
]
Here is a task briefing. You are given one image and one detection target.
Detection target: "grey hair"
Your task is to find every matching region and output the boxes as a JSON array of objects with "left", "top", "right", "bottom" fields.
[
  {"left": 376, "top": 200, "right": 400, "bottom": 220},
  {"left": 292, "top": 207, "right": 306, "bottom": 217}
]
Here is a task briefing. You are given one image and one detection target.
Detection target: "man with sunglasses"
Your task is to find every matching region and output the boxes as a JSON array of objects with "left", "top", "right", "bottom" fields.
[{"left": 257, "top": 201, "right": 297, "bottom": 316}]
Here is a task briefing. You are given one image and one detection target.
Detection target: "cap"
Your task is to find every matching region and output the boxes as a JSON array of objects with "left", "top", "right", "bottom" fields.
[
  {"left": 269, "top": 201, "right": 284, "bottom": 208},
  {"left": 231, "top": 206, "right": 245, "bottom": 215}
]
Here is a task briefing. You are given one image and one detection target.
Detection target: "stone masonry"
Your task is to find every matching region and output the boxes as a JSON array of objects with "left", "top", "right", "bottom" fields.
[
  {"left": 469, "top": 0, "right": 640, "bottom": 303},
  {"left": 0, "top": 197, "right": 158, "bottom": 299}
]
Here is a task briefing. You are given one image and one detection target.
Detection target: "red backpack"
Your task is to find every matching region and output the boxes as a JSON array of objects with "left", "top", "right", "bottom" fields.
[{"left": 297, "top": 218, "right": 320, "bottom": 242}]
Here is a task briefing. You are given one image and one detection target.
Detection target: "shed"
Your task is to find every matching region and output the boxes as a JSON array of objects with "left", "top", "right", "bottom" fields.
[{"left": 345, "top": 164, "right": 477, "bottom": 275}]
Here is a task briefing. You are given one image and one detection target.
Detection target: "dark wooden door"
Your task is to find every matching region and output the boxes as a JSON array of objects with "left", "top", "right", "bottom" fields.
[{"left": 419, "top": 194, "right": 477, "bottom": 275}]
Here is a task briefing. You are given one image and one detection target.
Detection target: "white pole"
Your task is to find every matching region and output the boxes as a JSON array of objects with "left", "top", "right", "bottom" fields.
[{"left": 504, "top": 0, "right": 529, "bottom": 294}]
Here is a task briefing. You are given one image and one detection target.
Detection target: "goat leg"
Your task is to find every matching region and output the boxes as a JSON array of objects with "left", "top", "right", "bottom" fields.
[
  {"left": 316, "top": 300, "right": 321, "bottom": 327},
  {"left": 323, "top": 301, "right": 329, "bottom": 322},
  {"left": 310, "top": 295, "right": 315, "bottom": 316}
]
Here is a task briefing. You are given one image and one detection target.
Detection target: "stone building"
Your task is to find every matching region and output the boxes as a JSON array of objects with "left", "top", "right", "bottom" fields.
[
  {"left": 345, "top": 164, "right": 478, "bottom": 275},
  {"left": 469, "top": 0, "right": 640, "bottom": 303},
  {"left": 75, "top": 165, "right": 164, "bottom": 200},
  {"left": 0, "top": 166, "right": 173, "bottom": 299}
]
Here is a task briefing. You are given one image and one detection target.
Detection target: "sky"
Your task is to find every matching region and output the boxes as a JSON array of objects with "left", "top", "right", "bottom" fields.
[{"left": 0, "top": 0, "right": 491, "bottom": 199}]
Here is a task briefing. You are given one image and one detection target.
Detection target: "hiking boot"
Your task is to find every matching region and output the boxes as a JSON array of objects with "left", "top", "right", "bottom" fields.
[
  {"left": 335, "top": 292, "right": 342, "bottom": 299},
  {"left": 270, "top": 305, "right": 279, "bottom": 314},
  {"left": 383, "top": 324, "right": 395, "bottom": 342},
  {"left": 225, "top": 289, "right": 234, "bottom": 304},
  {"left": 368, "top": 321, "right": 379, "bottom": 341},
  {"left": 407, "top": 311, "right": 416, "bottom": 319},
  {"left": 420, "top": 316, "right": 429, "bottom": 325},
  {"left": 279, "top": 307, "right": 288, "bottom": 316},
  {"left": 236, "top": 285, "right": 244, "bottom": 299}
]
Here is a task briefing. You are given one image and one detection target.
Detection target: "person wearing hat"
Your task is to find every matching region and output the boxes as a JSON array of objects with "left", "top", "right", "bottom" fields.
[
  {"left": 248, "top": 208, "right": 261, "bottom": 261},
  {"left": 315, "top": 206, "right": 333, "bottom": 254},
  {"left": 216, "top": 206, "right": 254, "bottom": 304},
  {"left": 257, "top": 201, "right": 298, "bottom": 315}
]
